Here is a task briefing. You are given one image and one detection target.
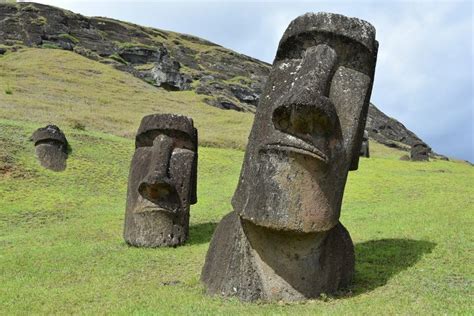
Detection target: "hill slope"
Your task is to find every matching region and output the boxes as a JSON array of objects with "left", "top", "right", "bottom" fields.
[
  {"left": 0, "top": 2, "right": 437, "bottom": 155},
  {"left": 0, "top": 2, "right": 269, "bottom": 112},
  {"left": 0, "top": 48, "right": 254, "bottom": 149}
]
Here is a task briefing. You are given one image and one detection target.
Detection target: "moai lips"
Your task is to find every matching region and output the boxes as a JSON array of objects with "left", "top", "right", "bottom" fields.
[
  {"left": 202, "top": 12, "right": 378, "bottom": 301},
  {"left": 31, "top": 125, "right": 68, "bottom": 172},
  {"left": 123, "top": 114, "right": 198, "bottom": 247}
]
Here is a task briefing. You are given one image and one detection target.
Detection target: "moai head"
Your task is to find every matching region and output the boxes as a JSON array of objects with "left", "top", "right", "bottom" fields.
[
  {"left": 410, "top": 141, "right": 430, "bottom": 161},
  {"left": 124, "top": 114, "right": 198, "bottom": 247},
  {"left": 31, "top": 125, "right": 68, "bottom": 171},
  {"left": 232, "top": 13, "right": 378, "bottom": 233}
]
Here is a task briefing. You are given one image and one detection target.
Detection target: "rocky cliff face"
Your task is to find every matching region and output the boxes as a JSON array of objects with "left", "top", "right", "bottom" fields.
[
  {"left": 0, "top": 2, "right": 436, "bottom": 154},
  {"left": 367, "top": 104, "right": 422, "bottom": 150},
  {"left": 0, "top": 2, "right": 270, "bottom": 112}
]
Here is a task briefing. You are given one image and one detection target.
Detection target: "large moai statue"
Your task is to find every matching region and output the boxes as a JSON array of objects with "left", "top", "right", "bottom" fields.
[
  {"left": 360, "top": 130, "right": 370, "bottom": 157},
  {"left": 202, "top": 12, "right": 378, "bottom": 301},
  {"left": 31, "top": 125, "right": 68, "bottom": 171},
  {"left": 124, "top": 114, "right": 198, "bottom": 247},
  {"left": 410, "top": 141, "right": 430, "bottom": 161}
]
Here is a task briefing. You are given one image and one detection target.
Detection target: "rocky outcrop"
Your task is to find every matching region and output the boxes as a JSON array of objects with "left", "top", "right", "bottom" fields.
[
  {"left": 367, "top": 103, "right": 422, "bottom": 150},
  {"left": 0, "top": 2, "right": 269, "bottom": 109},
  {"left": 0, "top": 2, "right": 439, "bottom": 155},
  {"left": 367, "top": 104, "right": 443, "bottom": 157}
]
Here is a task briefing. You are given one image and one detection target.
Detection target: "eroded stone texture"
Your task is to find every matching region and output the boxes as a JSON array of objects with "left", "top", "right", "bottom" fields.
[
  {"left": 202, "top": 12, "right": 378, "bottom": 301},
  {"left": 123, "top": 114, "right": 198, "bottom": 247},
  {"left": 31, "top": 125, "right": 68, "bottom": 171},
  {"left": 360, "top": 130, "right": 370, "bottom": 157},
  {"left": 410, "top": 142, "right": 430, "bottom": 161}
]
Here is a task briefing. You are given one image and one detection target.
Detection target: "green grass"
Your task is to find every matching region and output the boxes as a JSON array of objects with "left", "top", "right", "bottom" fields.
[
  {"left": 0, "top": 48, "right": 472, "bottom": 314},
  {"left": 57, "top": 33, "right": 80, "bottom": 44},
  {"left": 0, "top": 119, "right": 472, "bottom": 315}
]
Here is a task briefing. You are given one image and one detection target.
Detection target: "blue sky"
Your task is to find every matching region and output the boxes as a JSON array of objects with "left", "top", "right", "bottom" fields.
[{"left": 28, "top": 0, "right": 473, "bottom": 161}]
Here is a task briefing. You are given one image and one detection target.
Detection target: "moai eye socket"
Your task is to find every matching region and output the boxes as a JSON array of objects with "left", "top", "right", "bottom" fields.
[
  {"left": 272, "top": 98, "right": 342, "bottom": 146},
  {"left": 135, "top": 129, "right": 195, "bottom": 150}
]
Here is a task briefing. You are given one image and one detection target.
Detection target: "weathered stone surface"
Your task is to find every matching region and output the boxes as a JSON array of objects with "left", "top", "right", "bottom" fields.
[
  {"left": 410, "top": 141, "right": 430, "bottom": 161},
  {"left": 149, "top": 52, "right": 192, "bottom": 91},
  {"left": 360, "top": 130, "right": 370, "bottom": 157},
  {"left": 31, "top": 125, "right": 68, "bottom": 171},
  {"left": 118, "top": 46, "right": 162, "bottom": 64},
  {"left": 123, "top": 114, "right": 198, "bottom": 247},
  {"left": 202, "top": 12, "right": 378, "bottom": 301}
]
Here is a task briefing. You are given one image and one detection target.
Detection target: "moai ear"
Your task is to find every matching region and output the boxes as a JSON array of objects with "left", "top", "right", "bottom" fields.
[
  {"left": 190, "top": 128, "right": 198, "bottom": 205},
  {"left": 329, "top": 66, "right": 372, "bottom": 171}
]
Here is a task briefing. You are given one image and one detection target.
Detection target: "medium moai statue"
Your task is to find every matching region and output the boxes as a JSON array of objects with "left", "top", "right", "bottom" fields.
[
  {"left": 124, "top": 114, "right": 198, "bottom": 247},
  {"left": 360, "top": 130, "right": 370, "bottom": 157},
  {"left": 410, "top": 141, "right": 430, "bottom": 161},
  {"left": 202, "top": 12, "right": 378, "bottom": 301},
  {"left": 31, "top": 125, "right": 68, "bottom": 171}
]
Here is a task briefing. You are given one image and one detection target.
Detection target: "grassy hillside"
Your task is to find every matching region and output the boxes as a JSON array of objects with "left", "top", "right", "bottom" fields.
[
  {"left": 0, "top": 48, "right": 254, "bottom": 149},
  {"left": 0, "top": 48, "right": 472, "bottom": 314}
]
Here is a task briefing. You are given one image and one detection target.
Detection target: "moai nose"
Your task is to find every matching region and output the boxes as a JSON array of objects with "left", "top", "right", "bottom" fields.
[
  {"left": 138, "top": 134, "right": 177, "bottom": 203},
  {"left": 272, "top": 44, "right": 340, "bottom": 149}
]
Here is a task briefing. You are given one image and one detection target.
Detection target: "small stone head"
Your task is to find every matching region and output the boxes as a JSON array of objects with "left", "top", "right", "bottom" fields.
[
  {"left": 360, "top": 130, "right": 369, "bottom": 157},
  {"left": 31, "top": 125, "right": 68, "bottom": 171},
  {"left": 410, "top": 141, "right": 430, "bottom": 161},
  {"left": 233, "top": 13, "right": 378, "bottom": 233},
  {"left": 124, "top": 114, "right": 198, "bottom": 247}
]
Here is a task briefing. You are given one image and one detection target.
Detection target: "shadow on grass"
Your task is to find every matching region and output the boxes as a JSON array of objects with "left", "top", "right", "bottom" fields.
[
  {"left": 353, "top": 238, "right": 436, "bottom": 294},
  {"left": 187, "top": 222, "right": 217, "bottom": 245},
  {"left": 186, "top": 227, "right": 436, "bottom": 295}
]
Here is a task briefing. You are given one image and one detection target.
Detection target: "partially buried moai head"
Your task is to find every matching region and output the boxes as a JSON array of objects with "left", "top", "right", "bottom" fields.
[
  {"left": 31, "top": 125, "right": 68, "bottom": 172},
  {"left": 123, "top": 114, "right": 198, "bottom": 247},
  {"left": 410, "top": 141, "right": 430, "bottom": 161},
  {"left": 360, "top": 130, "right": 370, "bottom": 158},
  {"left": 232, "top": 13, "right": 378, "bottom": 233}
]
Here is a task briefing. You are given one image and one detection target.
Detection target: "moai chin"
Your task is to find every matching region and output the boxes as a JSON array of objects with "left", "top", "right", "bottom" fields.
[
  {"left": 360, "top": 130, "right": 370, "bottom": 158},
  {"left": 202, "top": 12, "right": 378, "bottom": 301},
  {"left": 123, "top": 114, "right": 198, "bottom": 247},
  {"left": 31, "top": 125, "right": 68, "bottom": 171}
]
